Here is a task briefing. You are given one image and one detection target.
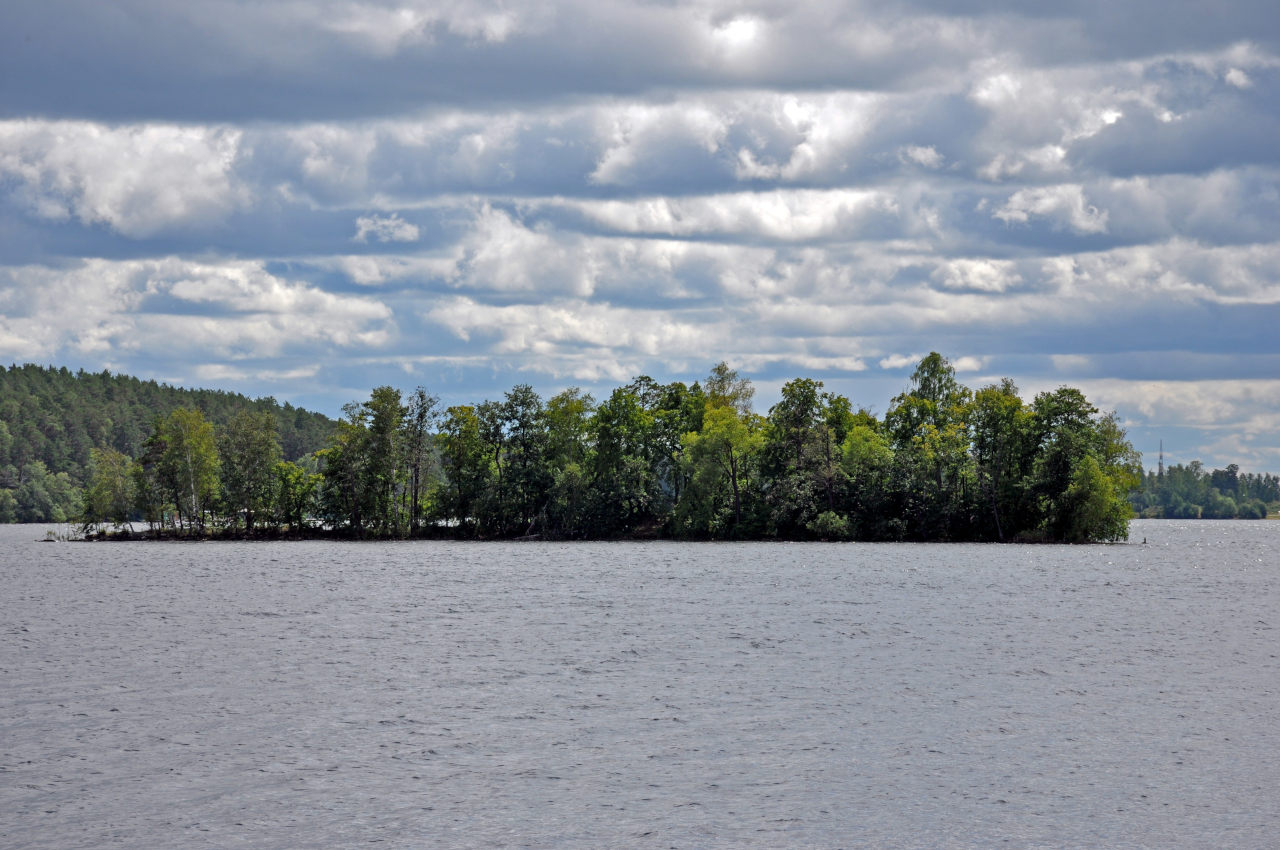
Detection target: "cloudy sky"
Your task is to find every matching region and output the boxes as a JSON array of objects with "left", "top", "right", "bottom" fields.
[{"left": 3, "top": 1, "right": 1278, "bottom": 471}]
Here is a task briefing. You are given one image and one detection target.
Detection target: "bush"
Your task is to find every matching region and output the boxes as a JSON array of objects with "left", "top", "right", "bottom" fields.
[{"left": 807, "top": 510, "right": 851, "bottom": 541}]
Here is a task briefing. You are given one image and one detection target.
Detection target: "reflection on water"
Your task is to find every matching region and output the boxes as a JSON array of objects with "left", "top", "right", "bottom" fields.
[{"left": 3, "top": 520, "right": 1278, "bottom": 848}]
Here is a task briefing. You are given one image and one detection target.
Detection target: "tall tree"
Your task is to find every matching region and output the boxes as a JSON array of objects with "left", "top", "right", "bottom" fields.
[
  {"left": 318, "top": 403, "right": 372, "bottom": 536},
  {"left": 81, "top": 447, "right": 136, "bottom": 532},
  {"left": 219, "top": 409, "right": 282, "bottom": 532},
  {"left": 273, "top": 459, "right": 321, "bottom": 532},
  {"left": 500, "top": 385, "right": 549, "bottom": 535},
  {"left": 704, "top": 361, "right": 755, "bottom": 416},
  {"left": 363, "top": 386, "right": 407, "bottom": 535},
  {"left": 970, "top": 379, "right": 1034, "bottom": 540},
  {"left": 679, "top": 405, "right": 763, "bottom": 535},
  {"left": 885, "top": 354, "right": 976, "bottom": 539},
  {"left": 404, "top": 387, "right": 440, "bottom": 535},
  {"left": 437, "top": 405, "right": 489, "bottom": 535},
  {"left": 157, "top": 407, "right": 220, "bottom": 532},
  {"left": 589, "top": 386, "right": 653, "bottom": 534}
]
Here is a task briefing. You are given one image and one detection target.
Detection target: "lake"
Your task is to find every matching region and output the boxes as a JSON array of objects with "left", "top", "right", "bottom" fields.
[{"left": 2, "top": 520, "right": 1277, "bottom": 848}]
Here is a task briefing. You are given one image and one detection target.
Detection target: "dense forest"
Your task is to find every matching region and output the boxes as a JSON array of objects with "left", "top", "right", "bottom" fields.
[
  {"left": 1130, "top": 463, "right": 1278, "bottom": 519},
  {"left": 63, "top": 353, "right": 1182, "bottom": 543},
  {"left": 0, "top": 364, "right": 335, "bottom": 523}
]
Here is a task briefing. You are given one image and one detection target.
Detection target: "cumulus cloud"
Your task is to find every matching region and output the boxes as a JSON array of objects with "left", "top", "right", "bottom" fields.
[
  {"left": 0, "top": 258, "right": 393, "bottom": 363},
  {"left": 932, "top": 259, "right": 1021, "bottom": 293},
  {"left": 898, "top": 145, "right": 944, "bottom": 168},
  {"left": 2, "top": 1, "right": 1278, "bottom": 468},
  {"left": 564, "top": 189, "right": 899, "bottom": 242},
  {"left": 1225, "top": 67, "right": 1253, "bottom": 88},
  {"left": 994, "top": 185, "right": 1110, "bottom": 234},
  {"left": 1081, "top": 378, "right": 1280, "bottom": 468},
  {"left": 0, "top": 121, "right": 248, "bottom": 236},
  {"left": 879, "top": 354, "right": 922, "bottom": 370},
  {"left": 353, "top": 213, "right": 421, "bottom": 243}
]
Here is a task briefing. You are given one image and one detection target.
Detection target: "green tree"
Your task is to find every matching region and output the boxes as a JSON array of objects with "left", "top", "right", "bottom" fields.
[
  {"left": 156, "top": 408, "right": 219, "bottom": 532},
  {"left": 318, "top": 403, "right": 372, "bottom": 535},
  {"left": 970, "top": 379, "right": 1034, "bottom": 540},
  {"left": 679, "top": 404, "right": 763, "bottom": 535},
  {"left": 437, "top": 405, "right": 489, "bottom": 535},
  {"left": 1028, "top": 388, "right": 1138, "bottom": 541},
  {"left": 81, "top": 447, "right": 136, "bottom": 531},
  {"left": 218, "top": 409, "right": 282, "bottom": 532},
  {"left": 1060, "top": 455, "right": 1131, "bottom": 542},
  {"left": 500, "top": 385, "right": 550, "bottom": 535},
  {"left": 0, "top": 488, "right": 16, "bottom": 523},
  {"left": 14, "top": 461, "right": 80, "bottom": 523},
  {"left": 589, "top": 386, "right": 654, "bottom": 534},
  {"left": 763, "top": 378, "right": 840, "bottom": 535},
  {"left": 364, "top": 386, "right": 407, "bottom": 535},
  {"left": 704, "top": 361, "right": 755, "bottom": 416},
  {"left": 131, "top": 424, "right": 169, "bottom": 530},
  {"left": 541, "top": 387, "right": 595, "bottom": 537},
  {"left": 404, "top": 387, "right": 440, "bottom": 535},
  {"left": 885, "top": 354, "right": 975, "bottom": 539},
  {"left": 839, "top": 414, "right": 895, "bottom": 538},
  {"left": 273, "top": 459, "right": 321, "bottom": 531}
]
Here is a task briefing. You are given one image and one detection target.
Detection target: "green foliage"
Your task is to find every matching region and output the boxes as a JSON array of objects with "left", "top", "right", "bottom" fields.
[
  {"left": 1130, "top": 460, "right": 1277, "bottom": 519},
  {"left": 0, "top": 488, "right": 17, "bottom": 523},
  {"left": 157, "top": 408, "right": 220, "bottom": 531},
  {"left": 219, "top": 410, "right": 282, "bottom": 532},
  {"left": 437, "top": 405, "right": 488, "bottom": 535},
  {"left": 7, "top": 356, "right": 1183, "bottom": 543},
  {"left": 81, "top": 447, "right": 136, "bottom": 531},
  {"left": 9, "top": 460, "right": 80, "bottom": 523},
  {"left": 1060, "top": 455, "right": 1132, "bottom": 543},
  {"left": 678, "top": 403, "right": 764, "bottom": 536},
  {"left": 807, "top": 510, "right": 851, "bottom": 541},
  {"left": 0, "top": 364, "right": 334, "bottom": 525},
  {"left": 273, "top": 460, "right": 321, "bottom": 531}
]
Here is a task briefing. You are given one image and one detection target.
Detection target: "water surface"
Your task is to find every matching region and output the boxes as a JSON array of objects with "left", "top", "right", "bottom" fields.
[{"left": 3, "top": 520, "right": 1277, "bottom": 848}]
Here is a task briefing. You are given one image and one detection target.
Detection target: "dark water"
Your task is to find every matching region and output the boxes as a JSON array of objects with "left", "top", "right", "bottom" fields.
[{"left": 2, "top": 520, "right": 1277, "bottom": 848}]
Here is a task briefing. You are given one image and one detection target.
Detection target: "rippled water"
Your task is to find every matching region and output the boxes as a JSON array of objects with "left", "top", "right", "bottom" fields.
[{"left": 3, "top": 520, "right": 1278, "bottom": 848}]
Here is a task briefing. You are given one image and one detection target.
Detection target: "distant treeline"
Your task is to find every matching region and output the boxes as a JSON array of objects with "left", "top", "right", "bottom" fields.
[
  {"left": 0, "top": 364, "right": 335, "bottom": 523},
  {"left": 73, "top": 354, "right": 1160, "bottom": 543},
  {"left": 1131, "top": 463, "right": 1278, "bottom": 519}
]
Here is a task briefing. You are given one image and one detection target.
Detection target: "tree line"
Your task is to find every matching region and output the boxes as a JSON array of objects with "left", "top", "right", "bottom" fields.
[
  {"left": 0, "top": 364, "right": 334, "bottom": 523},
  {"left": 1130, "top": 462, "right": 1277, "bottom": 519},
  {"left": 75, "top": 354, "right": 1168, "bottom": 542}
]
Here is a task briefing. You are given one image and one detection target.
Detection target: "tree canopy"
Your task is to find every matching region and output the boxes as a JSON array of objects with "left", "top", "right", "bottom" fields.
[
  {"left": 1, "top": 364, "right": 334, "bottom": 524},
  {"left": 14, "top": 356, "right": 1277, "bottom": 539}
]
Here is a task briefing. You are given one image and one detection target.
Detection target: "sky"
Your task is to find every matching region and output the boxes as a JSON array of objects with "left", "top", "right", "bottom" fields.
[{"left": 2, "top": 1, "right": 1278, "bottom": 472}]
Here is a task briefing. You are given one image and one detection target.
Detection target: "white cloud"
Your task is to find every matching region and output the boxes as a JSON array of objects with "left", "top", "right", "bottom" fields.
[
  {"left": 879, "top": 354, "right": 921, "bottom": 370},
  {"left": 353, "top": 213, "right": 421, "bottom": 243},
  {"left": 453, "top": 204, "right": 598, "bottom": 295},
  {"left": 4, "top": 5, "right": 1280, "bottom": 469},
  {"left": 994, "top": 185, "right": 1109, "bottom": 234},
  {"left": 328, "top": 252, "right": 464, "bottom": 286},
  {"left": 0, "top": 258, "right": 393, "bottom": 362},
  {"left": 1042, "top": 240, "right": 1280, "bottom": 306},
  {"left": 932, "top": 259, "right": 1021, "bottom": 293},
  {"left": 193, "top": 363, "right": 320, "bottom": 383},
  {"left": 898, "top": 145, "right": 943, "bottom": 169},
  {"left": 1083, "top": 378, "right": 1280, "bottom": 466},
  {"left": 565, "top": 188, "right": 898, "bottom": 242},
  {"left": 425, "top": 295, "right": 719, "bottom": 380},
  {"left": 0, "top": 121, "right": 248, "bottom": 237},
  {"left": 318, "top": 0, "right": 530, "bottom": 54}
]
